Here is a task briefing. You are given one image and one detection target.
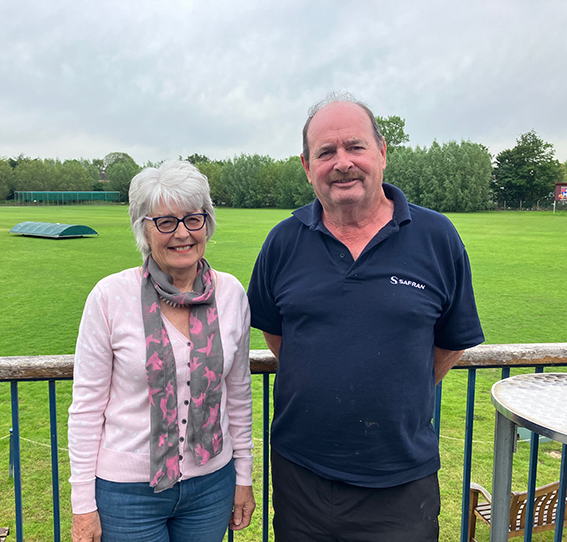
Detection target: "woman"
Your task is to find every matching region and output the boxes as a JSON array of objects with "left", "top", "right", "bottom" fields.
[{"left": 68, "top": 160, "right": 255, "bottom": 541}]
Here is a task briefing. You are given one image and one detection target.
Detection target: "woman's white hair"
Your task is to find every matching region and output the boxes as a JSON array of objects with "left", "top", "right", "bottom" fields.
[{"left": 129, "top": 160, "right": 216, "bottom": 259}]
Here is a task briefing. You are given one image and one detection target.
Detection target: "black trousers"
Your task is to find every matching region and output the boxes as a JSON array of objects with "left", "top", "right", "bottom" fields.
[{"left": 271, "top": 449, "right": 440, "bottom": 542}]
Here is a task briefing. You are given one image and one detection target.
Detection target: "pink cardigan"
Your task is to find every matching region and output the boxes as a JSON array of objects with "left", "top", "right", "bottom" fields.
[{"left": 68, "top": 268, "right": 253, "bottom": 514}]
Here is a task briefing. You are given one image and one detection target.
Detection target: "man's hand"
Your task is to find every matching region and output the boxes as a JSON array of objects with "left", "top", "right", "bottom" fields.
[
  {"left": 71, "top": 511, "right": 102, "bottom": 542},
  {"left": 434, "top": 346, "right": 464, "bottom": 384},
  {"left": 263, "top": 332, "right": 282, "bottom": 361},
  {"left": 230, "top": 485, "right": 256, "bottom": 531}
]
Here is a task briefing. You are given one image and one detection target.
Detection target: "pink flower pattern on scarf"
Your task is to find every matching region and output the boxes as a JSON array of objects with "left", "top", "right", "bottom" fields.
[{"left": 142, "top": 256, "right": 224, "bottom": 493}]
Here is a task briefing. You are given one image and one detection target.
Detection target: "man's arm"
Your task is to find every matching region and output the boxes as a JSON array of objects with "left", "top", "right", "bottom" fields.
[
  {"left": 263, "top": 332, "right": 282, "bottom": 361},
  {"left": 434, "top": 346, "right": 464, "bottom": 385}
]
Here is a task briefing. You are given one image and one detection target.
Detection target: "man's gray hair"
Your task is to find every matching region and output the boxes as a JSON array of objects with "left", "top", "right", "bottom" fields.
[
  {"left": 129, "top": 160, "right": 216, "bottom": 259},
  {"left": 302, "top": 91, "right": 384, "bottom": 163}
]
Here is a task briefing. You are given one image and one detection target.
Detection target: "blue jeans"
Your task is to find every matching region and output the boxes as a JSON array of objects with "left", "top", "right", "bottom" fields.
[{"left": 95, "top": 460, "right": 236, "bottom": 542}]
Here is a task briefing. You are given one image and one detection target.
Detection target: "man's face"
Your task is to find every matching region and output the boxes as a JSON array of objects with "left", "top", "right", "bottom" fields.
[{"left": 301, "top": 101, "right": 387, "bottom": 213}]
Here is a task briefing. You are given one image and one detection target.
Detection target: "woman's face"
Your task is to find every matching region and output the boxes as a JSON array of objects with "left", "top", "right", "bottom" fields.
[{"left": 145, "top": 202, "right": 207, "bottom": 280}]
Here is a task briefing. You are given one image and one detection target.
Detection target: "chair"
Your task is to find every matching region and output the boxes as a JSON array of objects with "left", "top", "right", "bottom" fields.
[{"left": 468, "top": 480, "right": 566, "bottom": 541}]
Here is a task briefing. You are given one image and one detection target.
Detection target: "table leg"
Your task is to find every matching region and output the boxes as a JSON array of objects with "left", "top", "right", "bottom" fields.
[{"left": 490, "top": 411, "right": 515, "bottom": 542}]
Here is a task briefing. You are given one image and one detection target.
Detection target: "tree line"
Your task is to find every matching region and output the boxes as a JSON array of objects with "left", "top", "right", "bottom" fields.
[
  {"left": 492, "top": 130, "right": 565, "bottom": 209},
  {"left": 1, "top": 118, "right": 564, "bottom": 211},
  {"left": 0, "top": 152, "right": 141, "bottom": 204}
]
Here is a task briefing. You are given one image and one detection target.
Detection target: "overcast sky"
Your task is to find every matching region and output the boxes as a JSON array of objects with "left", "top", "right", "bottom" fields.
[{"left": 1, "top": 0, "right": 566, "bottom": 165}]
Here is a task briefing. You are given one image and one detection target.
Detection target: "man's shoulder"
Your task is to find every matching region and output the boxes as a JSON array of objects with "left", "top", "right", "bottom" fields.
[
  {"left": 402, "top": 204, "right": 465, "bottom": 262},
  {"left": 268, "top": 214, "right": 303, "bottom": 235},
  {"left": 263, "top": 205, "right": 312, "bottom": 246},
  {"left": 407, "top": 203, "right": 460, "bottom": 236},
  {"left": 385, "top": 184, "right": 456, "bottom": 237}
]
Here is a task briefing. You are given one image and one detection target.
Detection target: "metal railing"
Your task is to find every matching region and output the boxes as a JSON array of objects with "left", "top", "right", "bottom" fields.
[{"left": 1, "top": 343, "right": 566, "bottom": 542}]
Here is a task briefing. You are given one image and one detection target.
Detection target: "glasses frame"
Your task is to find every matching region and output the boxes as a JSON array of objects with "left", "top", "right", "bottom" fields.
[{"left": 144, "top": 212, "right": 208, "bottom": 234}]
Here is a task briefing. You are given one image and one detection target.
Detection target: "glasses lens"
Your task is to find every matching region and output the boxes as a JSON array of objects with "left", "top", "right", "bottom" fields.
[
  {"left": 155, "top": 217, "right": 178, "bottom": 232},
  {"left": 183, "top": 214, "right": 206, "bottom": 230}
]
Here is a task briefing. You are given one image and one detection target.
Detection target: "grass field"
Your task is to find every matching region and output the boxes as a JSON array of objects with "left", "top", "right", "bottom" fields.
[{"left": 0, "top": 204, "right": 566, "bottom": 541}]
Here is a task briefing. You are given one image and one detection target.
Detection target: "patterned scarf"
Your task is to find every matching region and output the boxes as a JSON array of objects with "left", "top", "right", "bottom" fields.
[{"left": 141, "top": 255, "right": 224, "bottom": 493}]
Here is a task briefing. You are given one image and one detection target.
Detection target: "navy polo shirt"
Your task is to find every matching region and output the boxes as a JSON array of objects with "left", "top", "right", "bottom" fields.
[{"left": 248, "top": 184, "right": 484, "bottom": 487}]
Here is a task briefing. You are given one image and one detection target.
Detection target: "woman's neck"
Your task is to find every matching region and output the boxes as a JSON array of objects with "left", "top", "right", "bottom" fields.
[{"left": 170, "top": 269, "right": 196, "bottom": 292}]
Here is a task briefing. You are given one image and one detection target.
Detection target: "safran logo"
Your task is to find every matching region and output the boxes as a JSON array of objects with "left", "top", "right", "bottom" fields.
[{"left": 390, "top": 276, "right": 426, "bottom": 290}]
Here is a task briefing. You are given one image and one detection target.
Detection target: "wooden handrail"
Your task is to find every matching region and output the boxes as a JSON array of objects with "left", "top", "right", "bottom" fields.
[{"left": 0, "top": 344, "right": 566, "bottom": 381}]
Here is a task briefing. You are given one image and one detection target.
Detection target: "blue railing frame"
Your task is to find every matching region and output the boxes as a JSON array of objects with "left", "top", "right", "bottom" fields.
[
  {"left": 2, "top": 346, "right": 567, "bottom": 542},
  {"left": 8, "top": 377, "right": 71, "bottom": 542},
  {"left": 49, "top": 380, "right": 62, "bottom": 542},
  {"left": 452, "top": 363, "right": 567, "bottom": 542},
  {"left": 10, "top": 382, "right": 23, "bottom": 542},
  {"left": 460, "top": 367, "right": 476, "bottom": 542}
]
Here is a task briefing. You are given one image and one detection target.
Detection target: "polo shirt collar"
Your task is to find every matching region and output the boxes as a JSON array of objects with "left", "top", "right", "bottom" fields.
[{"left": 292, "top": 183, "right": 412, "bottom": 230}]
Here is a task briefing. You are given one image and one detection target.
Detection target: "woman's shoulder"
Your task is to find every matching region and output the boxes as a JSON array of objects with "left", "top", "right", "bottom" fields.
[
  {"left": 213, "top": 270, "right": 247, "bottom": 305},
  {"left": 91, "top": 267, "right": 141, "bottom": 296},
  {"left": 213, "top": 270, "right": 249, "bottom": 327},
  {"left": 214, "top": 269, "right": 245, "bottom": 292}
]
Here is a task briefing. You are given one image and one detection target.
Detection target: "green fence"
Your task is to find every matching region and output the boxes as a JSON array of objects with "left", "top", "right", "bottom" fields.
[{"left": 14, "top": 191, "right": 120, "bottom": 205}]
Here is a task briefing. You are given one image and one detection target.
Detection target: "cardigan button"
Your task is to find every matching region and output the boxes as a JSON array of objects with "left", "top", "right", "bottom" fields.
[
  {"left": 179, "top": 437, "right": 184, "bottom": 442},
  {"left": 182, "top": 419, "right": 187, "bottom": 424},
  {"left": 184, "top": 400, "right": 189, "bottom": 406}
]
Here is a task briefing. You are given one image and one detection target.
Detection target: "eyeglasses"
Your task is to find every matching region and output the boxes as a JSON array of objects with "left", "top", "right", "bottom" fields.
[{"left": 144, "top": 212, "right": 208, "bottom": 234}]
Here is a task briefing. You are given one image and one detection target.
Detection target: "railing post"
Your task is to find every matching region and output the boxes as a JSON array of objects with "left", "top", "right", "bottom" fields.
[
  {"left": 10, "top": 382, "right": 23, "bottom": 542},
  {"left": 433, "top": 382, "right": 442, "bottom": 440},
  {"left": 523, "top": 431, "right": 540, "bottom": 541},
  {"left": 554, "top": 443, "right": 566, "bottom": 542},
  {"left": 490, "top": 411, "right": 516, "bottom": 542},
  {"left": 263, "top": 373, "right": 270, "bottom": 542},
  {"left": 521, "top": 366, "right": 545, "bottom": 541},
  {"left": 460, "top": 368, "right": 476, "bottom": 542},
  {"left": 48, "top": 380, "right": 61, "bottom": 542},
  {"left": 9, "top": 428, "right": 13, "bottom": 478}
]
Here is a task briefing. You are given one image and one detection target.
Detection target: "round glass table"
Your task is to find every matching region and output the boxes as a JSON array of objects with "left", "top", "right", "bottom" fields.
[{"left": 490, "top": 372, "right": 567, "bottom": 541}]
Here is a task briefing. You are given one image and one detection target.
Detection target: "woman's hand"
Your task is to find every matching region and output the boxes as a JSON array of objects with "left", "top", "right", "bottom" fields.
[
  {"left": 229, "top": 484, "right": 255, "bottom": 530},
  {"left": 72, "top": 511, "right": 102, "bottom": 542}
]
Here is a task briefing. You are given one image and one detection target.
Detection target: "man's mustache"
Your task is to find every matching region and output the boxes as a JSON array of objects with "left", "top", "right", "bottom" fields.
[{"left": 329, "top": 173, "right": 364, "bottom": 182}]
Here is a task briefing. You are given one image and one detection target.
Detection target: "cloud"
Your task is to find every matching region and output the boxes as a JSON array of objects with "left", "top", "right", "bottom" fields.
[{"left": 1, "top": 0, "right": 566, "bottom": 163}]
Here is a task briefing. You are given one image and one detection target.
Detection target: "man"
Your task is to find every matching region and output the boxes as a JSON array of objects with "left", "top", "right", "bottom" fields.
[{"left": 247, "top": 92, "right": 484, "bottom": 541}]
